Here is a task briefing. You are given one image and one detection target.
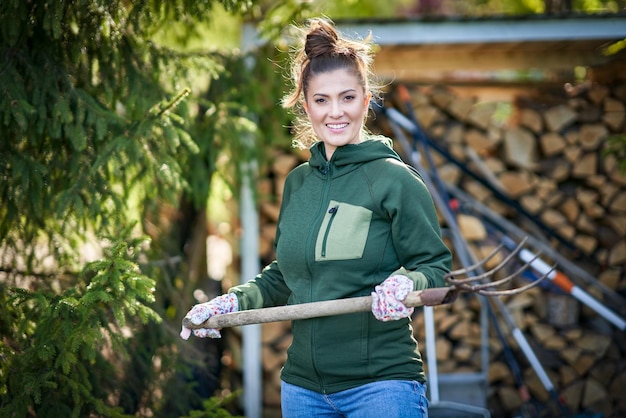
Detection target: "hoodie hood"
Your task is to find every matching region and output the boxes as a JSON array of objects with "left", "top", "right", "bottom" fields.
[{"left": 308, "top": 135, "right": 402, "bottom": 175}]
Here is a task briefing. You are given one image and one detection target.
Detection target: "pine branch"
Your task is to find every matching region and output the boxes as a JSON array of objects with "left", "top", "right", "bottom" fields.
[{"left": 1, "top": 233, "right": 159, "bottom": 417}]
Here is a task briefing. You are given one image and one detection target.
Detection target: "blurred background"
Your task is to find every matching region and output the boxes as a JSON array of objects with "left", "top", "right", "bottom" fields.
[{"left": 1, "top": 1, "right": 625, "bottom": 417}]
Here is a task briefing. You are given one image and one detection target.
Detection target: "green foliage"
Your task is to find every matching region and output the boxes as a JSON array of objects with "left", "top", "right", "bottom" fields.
[
  {"left": 181, "top": 391, "right": 246, "bottom": 418},
  {"left": 0, "top": 0, "right": 293, "bottom": 416},
  {"left": 312, "top": 0, "right": 414, "bottom": 19},
  {"left": 0, "top": 0, "right": 231, "bottom": 269},
  {"left": 188, "top": 46, "right": 294, "bottom": 200},
  {"left": 0, "top": 233, "right": 159, "bottom": 417}
]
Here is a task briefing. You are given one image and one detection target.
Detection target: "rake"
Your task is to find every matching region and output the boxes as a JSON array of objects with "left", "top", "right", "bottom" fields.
[{"left": 182, "top": 238, "right": 551, "bottom": 330}]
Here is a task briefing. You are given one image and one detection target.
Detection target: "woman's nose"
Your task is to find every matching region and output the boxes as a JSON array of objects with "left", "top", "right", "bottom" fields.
[{"left": 330, "top": 101, "right": 343, "bottom": 117}]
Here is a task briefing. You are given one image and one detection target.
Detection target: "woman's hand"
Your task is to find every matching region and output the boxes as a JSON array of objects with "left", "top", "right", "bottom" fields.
[
  {"left": 371, "top": 275, "right": 415, "bottom": 321},
  {"left": 180, "top": 293, "right": 239, "bottom": 339}
]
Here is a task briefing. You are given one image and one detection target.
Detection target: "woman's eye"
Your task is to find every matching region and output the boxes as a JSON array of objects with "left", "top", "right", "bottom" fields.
[
  {"left": 315, "top": 98, "right": 326, "bottom": 104},
  {"left": 344, "top": 95, "right": 355, "bottom": 101}
]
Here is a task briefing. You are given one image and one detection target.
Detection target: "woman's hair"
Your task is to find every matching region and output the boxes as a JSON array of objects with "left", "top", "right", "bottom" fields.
[{"left": 282, "top": 18, "right": 380, "bottom": 149}]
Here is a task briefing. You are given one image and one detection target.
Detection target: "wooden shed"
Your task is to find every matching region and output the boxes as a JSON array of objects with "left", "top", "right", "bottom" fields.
[
  {"left": 239, "top": 14, "right": 626, "bottom": 418},
  {"left": 337, "top": 14, "right": 626, "bottom": 86}
]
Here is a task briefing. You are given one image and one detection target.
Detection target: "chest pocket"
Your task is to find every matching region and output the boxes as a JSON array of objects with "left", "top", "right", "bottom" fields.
[{"left": 315, "top": 200, "right": 372, "bottom": 261}]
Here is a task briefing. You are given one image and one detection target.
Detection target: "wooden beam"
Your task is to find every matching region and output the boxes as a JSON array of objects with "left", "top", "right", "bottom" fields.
[
  {"left": 338, "top": 16, "right": 626, "bottom": 45},
  {"left": 372, "top": 42, "right": 614, "bottom": 83}
]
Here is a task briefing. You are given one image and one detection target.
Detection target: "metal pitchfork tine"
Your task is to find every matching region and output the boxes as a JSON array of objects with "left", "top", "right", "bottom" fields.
[
  {"left": 444, "top": 236, "right": 554, "bottom": 297},
  {"left": 182, "top": 237, "right": 555, "bottom": 331}
]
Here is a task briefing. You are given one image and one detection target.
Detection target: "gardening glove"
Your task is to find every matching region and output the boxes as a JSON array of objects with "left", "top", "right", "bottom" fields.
[
  {"left": 180, "top": 293, "right": 239, "bottom": 340},
  {"left": 371, "top": 275, "right": 415, "bottom": 322}
]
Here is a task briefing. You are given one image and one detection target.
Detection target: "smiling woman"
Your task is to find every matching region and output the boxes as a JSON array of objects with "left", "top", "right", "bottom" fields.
[
  {"left": 303, "top": 68, "right": 371, "bottom": 160},
  {"left": 281, "top": 18, "right": 380, "bottom": 153},
  {"left": 181, "top": 17, "right": 452, "bottom": 418}
]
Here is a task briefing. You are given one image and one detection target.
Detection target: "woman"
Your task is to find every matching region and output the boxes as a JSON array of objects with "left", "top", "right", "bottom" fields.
[{"left": 181, "top": 18, "right": 452, "bottom": 418}]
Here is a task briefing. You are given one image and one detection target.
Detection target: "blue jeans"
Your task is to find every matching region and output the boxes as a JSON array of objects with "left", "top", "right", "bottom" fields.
[{"left": 281, "top": 380, "right": 429, "bottom": 418}]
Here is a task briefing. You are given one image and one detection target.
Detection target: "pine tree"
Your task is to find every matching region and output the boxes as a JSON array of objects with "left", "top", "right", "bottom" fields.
[{"left": 0, "top": 0, "right": 298, "bottom": 416}]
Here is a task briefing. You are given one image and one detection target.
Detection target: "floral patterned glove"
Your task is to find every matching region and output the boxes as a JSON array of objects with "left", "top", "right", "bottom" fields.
[
  {"left": 371, "top": 275, "right": 415, "bottom": 321},
  {"left": 180, "top": 293, "right": 239, "bottom": 340}
]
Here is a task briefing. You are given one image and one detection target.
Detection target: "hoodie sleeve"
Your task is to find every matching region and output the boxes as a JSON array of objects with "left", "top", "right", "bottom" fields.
[
  {"left": 229, "top": 260, "right": 291, "bottom": 310},
  {"left": 378, "top": 159, "right": 452, "bottom": 290},
  {"left": 228, "top": 164, "right": 312, "bottom": 310}
]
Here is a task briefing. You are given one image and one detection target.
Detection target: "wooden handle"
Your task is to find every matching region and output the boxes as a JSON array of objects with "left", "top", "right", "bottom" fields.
[{"left": 182, "top": 287, "right": 455, "bottom": 330}]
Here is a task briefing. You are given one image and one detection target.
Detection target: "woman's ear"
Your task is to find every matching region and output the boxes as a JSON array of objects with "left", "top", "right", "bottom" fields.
[
  {"left": 302, "top": 101, "right": 309, "bottom": 114},
  {"left": 364, "top": 92, "right": 372, "bottom": 106}
]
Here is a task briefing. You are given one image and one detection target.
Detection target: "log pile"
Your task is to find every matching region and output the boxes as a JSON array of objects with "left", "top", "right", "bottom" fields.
[
  {"left": 249, "top": 81, "right": 626, "bottom": 418},
  {"left": 405, "top": 83, "right": 626, "bottom": 268}
]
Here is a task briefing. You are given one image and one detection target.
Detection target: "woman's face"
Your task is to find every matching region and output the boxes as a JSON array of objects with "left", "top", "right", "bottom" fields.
[{"left": 304, "top": 68, "right": 371, "bottom": 160}]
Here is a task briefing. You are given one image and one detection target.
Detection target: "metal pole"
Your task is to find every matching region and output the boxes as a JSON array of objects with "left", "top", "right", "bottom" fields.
[
  {"left": 424, "top": 306, "right": 439, "bottom": 403},
  {"left": 239, "top": 23, "right": 264, "bottom": 413},
  {"left": 240, "top": 160, "right": 262, "bottom": 418}
]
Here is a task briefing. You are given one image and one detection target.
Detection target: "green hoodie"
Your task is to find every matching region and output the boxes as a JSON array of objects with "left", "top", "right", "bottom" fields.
[{"left": 230, "top": 136, "right": 452, "bottom": 394}]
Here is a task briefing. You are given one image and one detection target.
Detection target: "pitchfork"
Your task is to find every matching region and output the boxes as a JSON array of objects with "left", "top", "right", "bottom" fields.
[{"left": 182, "top": 238, "right": 552, "bottom": 330}]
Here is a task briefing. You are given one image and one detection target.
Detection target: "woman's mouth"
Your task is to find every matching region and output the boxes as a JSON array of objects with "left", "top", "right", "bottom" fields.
[{"left": 327, "top": 123, "right": 348, "bottom": 130}]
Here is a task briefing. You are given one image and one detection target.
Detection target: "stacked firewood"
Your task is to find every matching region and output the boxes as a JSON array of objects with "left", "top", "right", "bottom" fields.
[
  {"left": 412, "top": 83, "right": 626, "bottom": 267},
  {"left": 250, "top": 81, "right": 626, "bottom": 417},
  {"left": 399, "top": 82, "right": 626, "bottom": 417}
]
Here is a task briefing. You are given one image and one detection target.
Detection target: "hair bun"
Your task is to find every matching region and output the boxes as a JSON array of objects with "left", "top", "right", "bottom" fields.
[{"left": 304, "top": 20, "right": 339, "bottom": 59}]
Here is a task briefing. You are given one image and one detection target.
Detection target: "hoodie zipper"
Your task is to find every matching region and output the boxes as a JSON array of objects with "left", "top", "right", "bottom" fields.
[
  {"left": 309, "top": 159, "right": 333, "bottom": 393},
  {"left": 307, "top": 160, "right": 333, "bottom": 272},
  {"left": 321, "top": 205, "right": 339, "bottom": 258},
  {"left": 320, "top": 160, "right": 330, "bottom": 175}
]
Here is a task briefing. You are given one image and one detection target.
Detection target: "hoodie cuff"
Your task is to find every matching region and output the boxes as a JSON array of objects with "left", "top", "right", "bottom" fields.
[
  {"left": 390, "top": 267, "right": 430, "bottom": 291},
  {"left": 228, "top": 282, "right": 265, "bottom": 310}
]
